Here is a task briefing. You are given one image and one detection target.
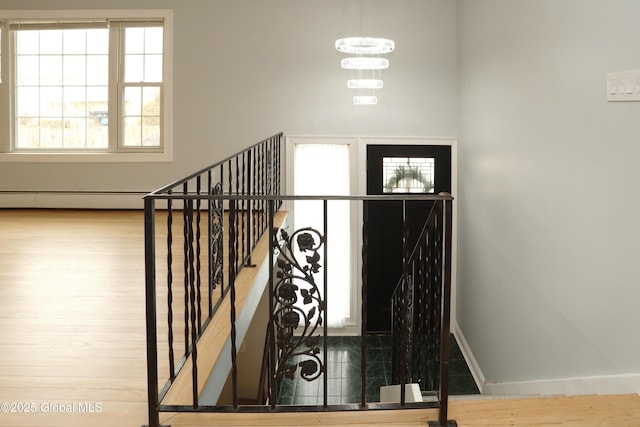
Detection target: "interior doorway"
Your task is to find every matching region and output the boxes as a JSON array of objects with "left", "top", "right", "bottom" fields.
[{"left": 365, "top": 144, "right": 452, "bottom": 333}]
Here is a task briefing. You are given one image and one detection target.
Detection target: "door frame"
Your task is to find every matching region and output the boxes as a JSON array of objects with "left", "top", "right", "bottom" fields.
[
  {"left": 286, "top": 135, "right": 458, "bottom": 335},
  {"left": 357, "top": 136, "right": 458, "bottom": 335}
]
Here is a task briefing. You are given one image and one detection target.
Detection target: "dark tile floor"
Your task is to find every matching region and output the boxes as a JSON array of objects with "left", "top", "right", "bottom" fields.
[{"left": 277, "top": 334, "right": 479, "bottom": 405}]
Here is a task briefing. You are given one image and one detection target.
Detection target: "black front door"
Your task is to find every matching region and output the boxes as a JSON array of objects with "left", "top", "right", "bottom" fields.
[{"left": 365, "top": 144, "right": 452, "bottom": 333}]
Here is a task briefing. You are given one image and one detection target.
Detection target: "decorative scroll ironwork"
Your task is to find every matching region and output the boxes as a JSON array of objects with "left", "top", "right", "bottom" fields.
[
  {"left": 271, "top": 227, "right": 325, "bottom": 383},
  {"left": 210, "top": 182, "right": 224, "bottom": 295}
]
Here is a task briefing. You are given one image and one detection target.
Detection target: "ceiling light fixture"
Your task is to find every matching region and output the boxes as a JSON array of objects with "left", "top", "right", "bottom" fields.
[
  {"left": 335, "top": 37, "right": 395, "bottom": 55},
  {"left": 335, "top": 2, "right": 394, "bottom": 105},
  {"left": 353, "top": 95, "right": 378, "bottom": 105},
  {"left": 347, "top": 79, "right": 384, "bottom": 89},
  {"left": 341, "top": 57, "right": 389, "bottom": 70}
]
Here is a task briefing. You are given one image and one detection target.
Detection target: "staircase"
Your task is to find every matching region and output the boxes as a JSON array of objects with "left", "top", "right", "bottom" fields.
[{"left": 143, "top": 133, "right": 456, "bottom": 426}]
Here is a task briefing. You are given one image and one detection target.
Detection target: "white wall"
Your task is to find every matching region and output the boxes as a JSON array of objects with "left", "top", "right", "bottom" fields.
[
  {"left": 0, "top": 0, "right": 457, "bottom": 206},
  {"left": 457, "top": 0, "right": 640, "bottom": 393}
]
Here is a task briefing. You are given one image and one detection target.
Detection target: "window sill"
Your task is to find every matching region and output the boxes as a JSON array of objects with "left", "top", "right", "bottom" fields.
[{"left": 0, "top": 151, "right": 172, "bottom": 163}]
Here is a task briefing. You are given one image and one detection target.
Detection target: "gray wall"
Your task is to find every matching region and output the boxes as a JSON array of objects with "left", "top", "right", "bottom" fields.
[
  {"left": 0, "top": 0, "right": 457, "bottom": 196},
  {"left": 6, "top": 0, "right": 638, "bottom": 392},
  {"left": 457, "top": 0, "right": 640, "bottom": 386}
]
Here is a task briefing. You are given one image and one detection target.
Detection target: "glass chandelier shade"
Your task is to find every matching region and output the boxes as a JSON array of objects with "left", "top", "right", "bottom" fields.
[
  {"left": 341, "top": 57, "right": 389, "bottom": 70},
  {"left": 335, "top": 37, "right": 395, "bottom": 55},
  {"left": 347, "top": 79, "right": 384, "bottom": 89},
  {"left": 353, "top": 95, "right": 378, "bottom": 105}
]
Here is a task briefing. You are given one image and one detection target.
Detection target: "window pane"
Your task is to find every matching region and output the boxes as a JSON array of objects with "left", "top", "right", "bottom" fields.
[
  {"left": 16, "top": 87, "right": 39, "bottom": 116},
  {"left": 143, "top": 86, "right": 160, "bottom": 115},
  {"left": 86, "top": 28, "right": 109, "bottom": 54},
  {"left": 144, "top": 55, "right": 163, "bottom": 82},
  {"left": 17, "top": 118, "right": 40, "bottom": 148},
  {"left": 17, "top": 31, "right": 39, "bottom": 54},
  {"left": 63, "top": 55, "right": 86, "bottom": 85},
  {"left": 123, "top": 85, "right": 160, "bottom": 147},
  {"left": 383, "top": 157, "right": 435, "bottom": 193},
  {"left": 86, "top": 55, "right": 108, "bottom": 85},
  {"left": 125, "top": 27, "right": 145, "bottom": 54},
  {"left": 142, "top": 117, "right": 160, "bottom": 146},
  {"left": 124, "top": 26, "right": 163, "bottom": 83},
  {"left": 63, "top": 86, "right": 86, "bottom": 115},
  {"left": 124, "top": 54, "right": 143, "bottom": 82},
  {"left": 63, "top": 29, "right": 86, "bottom": 54},
  {"left": 17, "top": 56, "right": 39, "bottom": 85},
  {"left": 40, "top": 86, "right": 63, "bottom": 116},
  {"left": 62, "top": 118, "right": 86, "bottom": 148},
  {"left": 40, "top": 55, "right": 63, "bottom": 85},
  {"left": 87, "top": 86, "right": 108, "bottom": 113},
  {"left": 123, "top": 116, "right": 141, "bottom": 147},
  {"left": 144, "top": 27, "right": 163, "bottom": 53},
  {"left": 15, "top": 28, "right": 110, "bottom": 150},
  {"left": 39, "top": 30, "right": 62, "bottom": 54},
  {"left": 40, "top": 119, "right": 63, "bottom": 148},
  {"left": 88, "top": 124, "right": 108, "bottom": 148},
  {"left": 124, "top": 86, "right": 142, "bottom": 116}
]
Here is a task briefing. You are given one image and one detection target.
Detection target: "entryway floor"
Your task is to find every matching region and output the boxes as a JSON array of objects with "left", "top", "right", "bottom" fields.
[{"left": 277, "top": 334, "right": 479, "bottom": 405}]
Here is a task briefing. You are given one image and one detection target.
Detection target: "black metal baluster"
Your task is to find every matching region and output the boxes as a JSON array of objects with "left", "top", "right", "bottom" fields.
[
  {"left": 267, "top": 199, "right": 277, "bottom": 408},
  {"left": 416, "top": 240, "right": 426, "bottom": 390},
  {"left": 275, "top": 136, "right": 280, "bottom": 209},
  {"left": 426, "top": 209, "right": 437, "bottom": 392},
  {"left": 229, "top": 199, "right": 238, "bottom": 408},
  {"left": 196, "top": 176, "right": 202, "bottom": 334},
  {"left": 241, "top": 152, "right": 246, "bottom": 265},
  {"left": 167, "top": 192, "right": 175, "bottom": 378},
  {"left": 259, "top": 142, "right": 264, "bottom": 237},
  {"left": 438, "top": 199, "right": 453, "bottom": 426},
  {"left": 246, "top": 148, "right": 253, "bottom": 265},
  {"left": 227, "top": 159, "right": 232, "bottom": 298},
  {"left": 236, "top": 156, "right": 240, "bottom": 271},
  {"left": 207, "top": 171, "right": 214, "bottom": 319},
  {"left": 434, "top": 207, "right": 443, "bottom": 392},
  {"left": 186, "top": 199, "right": 199, "bottom": 408},
  {"left": 219, "top": 163, "right": 225, "bottom": 304},
  {"left": 322, "top": 200, "right": 328, "bottom": 408},
  {"left": 183, "top": 183, "right": 190, "bottom": 357},
  {"left": 400, "top": 200, "right": 409, "bottom": 406},
  {"left": 361, "top": 201, "right": 368, "bottom": 407},
  {"left": 144, "top": 198, "right": 161, "bottom": 427},
  {"left": 252, "top": 147, "right": 257, "bottom": 249},
  {"left": 267, "top": 139, "right": 272, "bottom": 196}
]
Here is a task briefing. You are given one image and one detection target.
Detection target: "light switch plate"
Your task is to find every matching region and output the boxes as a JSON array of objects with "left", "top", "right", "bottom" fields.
[{"left": 607, "top": 69, "right": 640, "bottom": 101}]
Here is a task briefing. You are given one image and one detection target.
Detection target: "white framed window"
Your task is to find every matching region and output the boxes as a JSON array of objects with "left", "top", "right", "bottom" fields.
[{"left": 0, "top": 10, "right": 173, "bottom": 162}]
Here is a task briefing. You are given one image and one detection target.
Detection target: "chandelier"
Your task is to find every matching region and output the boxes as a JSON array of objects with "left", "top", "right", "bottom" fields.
[{"left": 336, "top": 36, "right": 395, "bottom": 105}]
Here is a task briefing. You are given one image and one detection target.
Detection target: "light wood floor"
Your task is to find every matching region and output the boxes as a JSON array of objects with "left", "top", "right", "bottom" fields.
[{"left": 0, "top": 209, "right": 638, "bottom": 427}]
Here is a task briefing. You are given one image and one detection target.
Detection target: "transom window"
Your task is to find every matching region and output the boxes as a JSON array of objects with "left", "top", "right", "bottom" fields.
[{"left": 0, "top": 11, "right": 172, "bottom": 160}]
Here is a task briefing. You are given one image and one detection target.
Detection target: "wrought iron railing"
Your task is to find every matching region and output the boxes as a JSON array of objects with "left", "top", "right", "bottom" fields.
[
  {"left": 391, "top": 199, "right": 453, "bottom": 420},
  {"left": 143, "top": 133, "right": 455, "bottom": 427},
  {"left": 143, "top": 133, "right": 282, "bottom": 426}
]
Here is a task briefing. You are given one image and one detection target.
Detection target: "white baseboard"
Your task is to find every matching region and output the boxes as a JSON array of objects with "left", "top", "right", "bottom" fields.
[
  {"left": 482, "top": 373, "right": 640, "bottom": 396},
  {"left": 452, "top": 323, "right": 486, "bottom": 394},
  {"left": 0, "top": 193, "right": 146, "bottom": 209},
  {"left": 452, "top": 323, "right": 640, "bottom": 396}
]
